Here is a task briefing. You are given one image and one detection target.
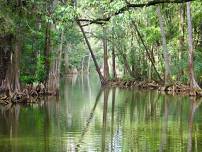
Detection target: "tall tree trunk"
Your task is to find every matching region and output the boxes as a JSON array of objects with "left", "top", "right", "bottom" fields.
[
  {"left": 3, "top": 33, "right": 21, "bottom": 94},
  {"left": 186, "top": 2, "right": 201, "bottom": 89},
  {"left": 64, "top": 44, "right": 69, "bottom": 74},
  {"left": 0, "top": 35, "right": 13, "bottom": 91},
  {"left": 200, "top": 22, "right": 202, "bottom": 48},
  {"left": 179, "top": 4, "right": 185, "bottom": 61},
  {"left": 81, "top": 57, "right": 84, "bottom": 74},
  {"left": 122, "top": 53, "right": 134, "bottom": 78},
  {"left": 111, "top": 24, "right": 117, "bottom": 79},
  {"left": 48, "top": 30, "right": 64, "bottom": 95},
  {"left": 178, "top": 3, "right": 185, "bottom": 79},
  {"left": 157, "top": 6, "right": 171, "bottom": 85},
  {"left": 9, "top": 36, "right": 21, "bottom": 92},
  {"left": 44, "top": 22, "right": 51, "bottom": 87},
  {"left": 77, "top": 21, "right": 106, "bottom": 85},
  {"left": 103, "top": 27, "right": 109, "bottom": 80},
  {"left": 87, "top": 53, "right": 91, "bottom": 73},
  {"left": 148, "top": 62, "right": 152, "bottom": 81},
  {"left": 112, "top": 43, "right": 117, "bottom": 79}
]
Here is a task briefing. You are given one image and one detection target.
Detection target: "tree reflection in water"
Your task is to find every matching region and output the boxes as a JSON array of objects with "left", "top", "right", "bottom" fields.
[
  {"left": 0, "top": 78, "right": 202, "bottom": 151},
  {"left": 187, "top": 97, "right": 202, "bottom": 152}
]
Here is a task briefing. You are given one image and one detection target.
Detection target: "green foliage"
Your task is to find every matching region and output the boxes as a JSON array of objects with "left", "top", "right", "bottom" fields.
[
  {"left": 122, "top": 75, "right": 135, "bottom": 81},
  {"left": 35, "top": 56, "right": 46, "bottom": 83},
  {"left": 1, "top": 0, "right": 202, "bottom": 86},
  {"left": 20, "top": 75, "right": 35, "bottom": 84}
]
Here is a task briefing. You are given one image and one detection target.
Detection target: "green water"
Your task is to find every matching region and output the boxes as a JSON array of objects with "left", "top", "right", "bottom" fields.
[{"left": 0, "top": 75, "right": 202, "bottom": 152}]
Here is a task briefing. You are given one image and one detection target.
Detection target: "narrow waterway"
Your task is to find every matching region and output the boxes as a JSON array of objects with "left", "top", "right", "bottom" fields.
[{"left": 0, "top": 75, "right": 202, "bottom": 152}]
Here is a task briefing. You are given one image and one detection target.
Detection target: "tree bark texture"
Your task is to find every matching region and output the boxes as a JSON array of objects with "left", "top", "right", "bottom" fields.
[
  {"left": 178, "top": 3, "right": 185, "bottom": 79},
  {"left": 0, "top": 35, "right": 13, "bottom": 90},
  {"left": 0, "top": 34, "right": 21, "bottom": 93},
  {"left": 157, "top": 6, "right": 171, "bottom": 85},
  {"left": 103, "top": 27, "right": 109, "bottom": 80},
  {"left": 44, "top": 22, "right": 51, "bottom": 87},
  {"left": 112, "top": 44, "right": 117, "bottom": 79},
  {"left": 48, "top": 30, "right": 64, "bottom": 95},
  {"left": 186, "top": 2, "right": 200, "bottom": 89}
]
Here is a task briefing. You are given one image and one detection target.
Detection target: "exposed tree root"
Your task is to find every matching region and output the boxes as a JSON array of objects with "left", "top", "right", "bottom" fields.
[
  {"left": 107, "top": 79, "right": 202, "bottom": 97},
  {"left": 0, "top": 83, "right": 57, "bottom": 105}
]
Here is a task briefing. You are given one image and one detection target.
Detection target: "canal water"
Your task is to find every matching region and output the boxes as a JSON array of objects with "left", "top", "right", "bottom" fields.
[{"left": 0, "top": 75, "right": 202, "bottom": 152}]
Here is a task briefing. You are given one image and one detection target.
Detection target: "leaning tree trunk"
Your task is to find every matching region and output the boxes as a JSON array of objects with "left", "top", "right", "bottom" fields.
[
  {"left": 77, "top": 20, "right": 106, "bottom": 85},
  {"left": 186, "top": 2, "right": 201, "bottom": 90},
  {"left": 157, "top": 6, "right": 171, "bottom": 85},
  {"left": 132, "top": 21, "right": 162, "bottom": 82}
]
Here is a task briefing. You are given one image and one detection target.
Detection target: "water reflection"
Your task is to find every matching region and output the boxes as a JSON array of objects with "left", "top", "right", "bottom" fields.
[
  {"left": 0, "top": 75, "right": 202, "bottom": 151},
  {"left": 101, "top": 88, "right": 109, "bottom": 152},
  {"left": 159, "top": 96, "right": 168, "bottom": 152},
  {"left": 75, "top": 89, "right": 102, "bottom": 151},
  {"left": 187, "top": 97, "right": 202, "bottom": 152}
]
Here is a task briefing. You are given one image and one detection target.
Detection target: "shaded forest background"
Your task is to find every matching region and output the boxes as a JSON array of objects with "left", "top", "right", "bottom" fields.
[{"left": 0, "top": 0, "right": 201, "bottom": 94}]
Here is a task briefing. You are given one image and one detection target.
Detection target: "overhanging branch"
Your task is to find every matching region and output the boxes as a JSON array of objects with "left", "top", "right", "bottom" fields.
[{"left": 78, "top": 0, "right": 195, "bottom": 26}]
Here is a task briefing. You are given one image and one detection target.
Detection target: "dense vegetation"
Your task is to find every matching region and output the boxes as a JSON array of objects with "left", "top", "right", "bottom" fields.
[{"left": 0, "top": 0, "right": 201, "bottom": 95}]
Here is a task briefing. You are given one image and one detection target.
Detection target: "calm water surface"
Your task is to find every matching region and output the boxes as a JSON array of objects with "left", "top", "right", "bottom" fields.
[{"left": 0, "top": 75, "right": 202, "bottom": 152}]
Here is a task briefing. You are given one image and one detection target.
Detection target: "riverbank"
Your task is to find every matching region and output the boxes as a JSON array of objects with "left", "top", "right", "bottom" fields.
[
  {"left": 0, "top": 84, "right": 58, "bottom": 105},
  {"left": 107, "top": 79, "right": 202, "bottom": 97},
  {"left": 1, "top": 78, "right": 202, "bottom": 105}
]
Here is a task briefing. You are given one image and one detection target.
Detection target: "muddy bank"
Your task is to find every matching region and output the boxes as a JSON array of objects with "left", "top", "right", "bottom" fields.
[{"left": 106, "top": 79, "right": 202, "bottom": 96}]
